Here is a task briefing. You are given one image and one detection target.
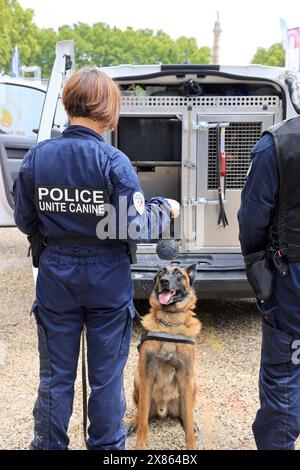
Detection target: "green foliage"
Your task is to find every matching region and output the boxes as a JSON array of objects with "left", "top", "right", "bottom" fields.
[
  {"left": 32, "top": 23, "right": 210, "bottom": 77},
  {"left": 29, "top": 27, "right": 58, "bottom": 75},
  {"left": 251, "top": 43, "right": 285, "bottom": 67},
  {"left": 0, "top": 1, "right": 211, "bottom": 77},
  {"left": 0, "top": 0, "right": 39, "bottom": 73}
]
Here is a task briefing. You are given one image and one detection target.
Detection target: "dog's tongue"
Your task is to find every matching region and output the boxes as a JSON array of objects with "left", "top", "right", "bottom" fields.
[{"left": 159, "top": 290, "right": 173, "bottom": 305}]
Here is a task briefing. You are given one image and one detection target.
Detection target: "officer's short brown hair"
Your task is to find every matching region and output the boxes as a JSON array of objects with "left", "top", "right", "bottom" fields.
[{"left": 62, "top": 67, "right": 121, "bottom": 130}]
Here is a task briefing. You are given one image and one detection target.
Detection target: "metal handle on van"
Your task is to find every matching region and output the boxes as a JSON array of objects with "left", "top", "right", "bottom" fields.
[
  {"left": 194, "top": 122, "right": 229, "bottom": 131},
  {"left": 196, "top": 198, "right": 227, "bottom": 205},
  {"left": 183, "top": 198, "right": 227, "bottom": 206}
]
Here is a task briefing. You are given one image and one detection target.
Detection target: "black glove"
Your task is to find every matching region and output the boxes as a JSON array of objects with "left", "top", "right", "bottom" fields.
[{"left": 244, "top": 250, "right": 274, "bottom": 301}]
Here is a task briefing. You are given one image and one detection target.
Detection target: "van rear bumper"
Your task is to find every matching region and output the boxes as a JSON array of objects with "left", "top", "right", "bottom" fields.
[{"left": 131, "top": 252, "right": 253, "bottom": 299}]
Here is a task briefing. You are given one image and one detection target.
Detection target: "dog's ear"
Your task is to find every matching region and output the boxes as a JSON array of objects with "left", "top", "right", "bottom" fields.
[
  {"left": 154, "top": 268, "right": 164, "bottom": 286},
  {"left": 186, "top": 264, "right": 197, "bottom": 286}
]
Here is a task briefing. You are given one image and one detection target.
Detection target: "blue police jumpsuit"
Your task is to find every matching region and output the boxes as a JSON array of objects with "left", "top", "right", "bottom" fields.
[
  {"left": 13, "top": 125, "right": 172, "bottom": 450},
  {"left": 238, "top": 133, "right": 300, "bottom": 450}
]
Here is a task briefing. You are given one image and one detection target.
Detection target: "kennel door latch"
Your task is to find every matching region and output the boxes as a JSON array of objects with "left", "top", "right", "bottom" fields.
[
  {"left": 183, "top": 159, "right": 196, "bottom": 169},
  {"left": 194, "top": 121, "right": 230, "bottom": 131}
]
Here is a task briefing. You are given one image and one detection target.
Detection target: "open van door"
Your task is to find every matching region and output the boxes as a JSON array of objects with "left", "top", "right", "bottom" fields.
[
  {"left": 37, "top": 40, "right": 75, "bottom": 143},
  {"left": 0, "top": 83, "right": 45, "bottom": 225},
  {"left": 0, "top": 40, "right": 75, "bottom": 226}
]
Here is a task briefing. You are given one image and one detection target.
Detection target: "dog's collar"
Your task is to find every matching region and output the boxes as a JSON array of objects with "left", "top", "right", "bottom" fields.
[{"left": 158, "top": 319, "right": 186, "bottom": 328}]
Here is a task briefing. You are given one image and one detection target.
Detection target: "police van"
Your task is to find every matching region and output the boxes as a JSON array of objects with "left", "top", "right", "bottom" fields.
[{"left": 1, "top": 41, "right": 300, "bottom": 299}]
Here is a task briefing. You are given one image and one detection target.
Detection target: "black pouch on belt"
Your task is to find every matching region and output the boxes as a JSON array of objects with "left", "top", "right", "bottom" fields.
[
  {"left": 244, "top": 250, "right": 274, "bottom": 301},
  {"left": 27, "top": 231, "right": 45, "bottom": 268}
]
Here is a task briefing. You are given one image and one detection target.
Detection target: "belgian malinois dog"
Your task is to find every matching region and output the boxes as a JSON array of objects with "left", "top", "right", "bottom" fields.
[{"left": 128, "top": 264, "right": 201, "bottom": 450}]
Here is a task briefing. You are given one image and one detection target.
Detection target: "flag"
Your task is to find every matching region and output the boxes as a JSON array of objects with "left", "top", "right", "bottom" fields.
[
  {"left": 280, "top": 19, "right": 288, "bottom": 50},
  {"left": 10, "top": 45, "right": 20, "bottom": 77}
]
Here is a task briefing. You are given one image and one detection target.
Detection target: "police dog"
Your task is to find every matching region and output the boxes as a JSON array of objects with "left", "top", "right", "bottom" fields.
[{"left": 129, "top": 264, "right": 201, "bottom": 450}]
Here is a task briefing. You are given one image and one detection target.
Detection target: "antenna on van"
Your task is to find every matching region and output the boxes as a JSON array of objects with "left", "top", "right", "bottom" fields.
[{"left": 184, "top": 39, "right": 191, "bottom": 64}]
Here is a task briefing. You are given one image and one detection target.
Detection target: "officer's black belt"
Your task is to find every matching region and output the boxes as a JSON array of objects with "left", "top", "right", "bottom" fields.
[
  {"left": 269, "top": 246, "right": 300, "bottom": 263},
  {"left": 46, "top": 237, "right": 127, "bottom": 248},
  {"left": 286, "top": 257, "right": 300, "bottom": 262},
  {"left": 285, "top": 254, "right": 300, "bottom": 263},
  {"left": 137, "top": 331, "right": 195, "bottom": 353}
]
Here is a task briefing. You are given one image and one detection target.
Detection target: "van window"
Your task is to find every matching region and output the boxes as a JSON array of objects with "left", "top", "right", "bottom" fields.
[{"left": 0, "top": 83, "right": 45, "bottom": 139}]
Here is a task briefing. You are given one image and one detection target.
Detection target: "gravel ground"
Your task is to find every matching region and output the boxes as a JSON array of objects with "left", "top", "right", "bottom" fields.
[{"left": 0, "top": 228, "right": 299, "bottom": 450}]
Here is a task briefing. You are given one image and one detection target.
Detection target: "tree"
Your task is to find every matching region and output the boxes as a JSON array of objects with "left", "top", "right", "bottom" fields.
[
  {"left": 0, "top": 0, "right": 39, "bottom": 73},
  {"left": 33, "top": 22, "right": 211, "bottom": 76},
  {"left": 251, "top": 43, "right": 285, "bottom": 67},
  {"left": 29, "top": 28, "right": 57, "bottom": 77},
  {"left": 0, "top": 1, "right": 211, "bottom": 77}
]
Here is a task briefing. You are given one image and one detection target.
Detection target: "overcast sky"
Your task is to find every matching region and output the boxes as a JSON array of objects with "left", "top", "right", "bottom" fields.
[{"left": 19, "top": 0, "right": 300, "bottom": 65}]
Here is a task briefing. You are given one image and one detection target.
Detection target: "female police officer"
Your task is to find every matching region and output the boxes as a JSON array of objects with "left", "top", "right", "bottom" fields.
[{"left": 13, "top": 67, "right": 179, "bottom": 450}]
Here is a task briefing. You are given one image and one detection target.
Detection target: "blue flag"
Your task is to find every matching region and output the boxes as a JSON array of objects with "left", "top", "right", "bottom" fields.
[
  {"left": 280, "top": 19, "right": 288, "bottom": 50},
  {"left": 10, "top": 45, "right": 20, "bottom": 77}
]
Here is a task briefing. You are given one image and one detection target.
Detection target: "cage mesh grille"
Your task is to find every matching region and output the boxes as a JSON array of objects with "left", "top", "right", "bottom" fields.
[
  {"left": 121, "top": 96, "right": 279, "bottom": 108},
  {"left": 207, "top": 122, "right": 262, "bottom": 190}
]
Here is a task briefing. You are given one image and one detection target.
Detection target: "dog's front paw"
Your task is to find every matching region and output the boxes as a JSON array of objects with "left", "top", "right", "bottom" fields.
[
  {"left": 135, "top": 442, "right": 147, "bottom": 450},
  {"left": 127, "top": 416, "right": 138, "bottom": 436},
  {"left": 135, "top": 437, "right": 148, "bottom": 450}
]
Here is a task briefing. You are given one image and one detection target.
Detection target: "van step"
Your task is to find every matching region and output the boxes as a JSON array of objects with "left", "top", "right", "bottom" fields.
[{"left": 132, "top": 253, "right": 245, "bottom": 272}]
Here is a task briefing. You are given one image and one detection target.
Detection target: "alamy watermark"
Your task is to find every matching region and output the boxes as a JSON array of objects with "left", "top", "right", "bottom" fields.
[
  {"left": 95, "top": 198, "right": 195, "bottom": 243},
  {"left": 291, "top": 340, "right": 300, "bottom": 365}
]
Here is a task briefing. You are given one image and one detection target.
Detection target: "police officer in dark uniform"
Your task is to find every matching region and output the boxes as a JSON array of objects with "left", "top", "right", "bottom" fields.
[
  {"left": 238, "top": 115, "right": 300, "bottom": 450},
  {"left": 13, "top": 67, "right": 180, "bottom": 450}
]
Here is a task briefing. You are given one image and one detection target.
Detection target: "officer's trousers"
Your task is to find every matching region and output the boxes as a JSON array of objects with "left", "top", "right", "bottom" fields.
[
  {"left": 30, "top": 245, "right": 134, "bottom": 450},
  {"left": 253, "top": 265, "right": 300, "bottom": 450}
]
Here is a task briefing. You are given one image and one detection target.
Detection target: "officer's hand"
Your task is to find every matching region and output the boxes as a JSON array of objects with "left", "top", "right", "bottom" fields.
[{"left": 166, "top": 198, "right": 180, "bottom": 218}]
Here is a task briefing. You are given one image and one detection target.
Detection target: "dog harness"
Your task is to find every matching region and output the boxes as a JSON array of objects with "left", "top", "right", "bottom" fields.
[{"left": 137, "top": 331, "right": 195, "bottom": 353}]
